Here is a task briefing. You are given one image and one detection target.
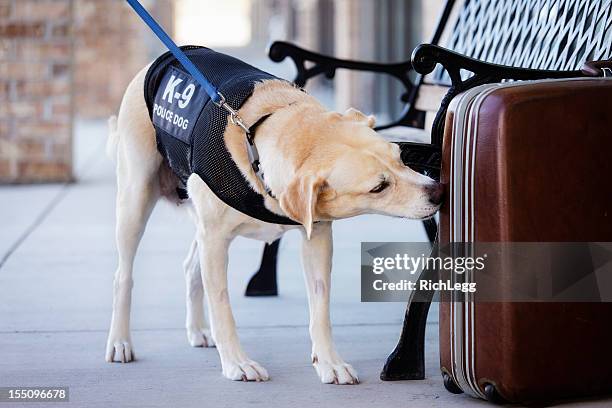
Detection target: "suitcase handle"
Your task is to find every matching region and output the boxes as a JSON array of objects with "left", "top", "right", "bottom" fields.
[{"left": 581, "top": 60, "right": 612, "bottom": 77}]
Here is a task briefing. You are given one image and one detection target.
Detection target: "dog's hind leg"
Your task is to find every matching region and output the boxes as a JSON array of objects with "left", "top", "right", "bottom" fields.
[
  {"left": 184, "top": 236, "right": 215, "bottom": 347},
  {"left": 302, "top": 221, "right": 359, "bottom": 385},
  {"left": 106, "top": 72, "right": 161, "bottom": 363},
  {"left": 105, "top": 159, "right": 159, "bottom": 363}
]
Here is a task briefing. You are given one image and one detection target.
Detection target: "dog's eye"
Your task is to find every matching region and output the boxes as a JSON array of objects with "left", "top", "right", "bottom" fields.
[{"left": 370, "top": 180, "right": 389, "bottom": 194}]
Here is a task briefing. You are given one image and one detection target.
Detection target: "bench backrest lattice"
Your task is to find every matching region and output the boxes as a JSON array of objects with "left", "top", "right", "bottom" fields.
[{"left": 433, "top": 0, "right": 612, "bottom": 84}]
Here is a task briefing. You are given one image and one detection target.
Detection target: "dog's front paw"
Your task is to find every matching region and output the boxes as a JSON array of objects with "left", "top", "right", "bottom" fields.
[
  {"left": 187, "top": 327, "right": 215, "bottom": 348},
  {"left": 105, "top": 337, "right": 135, "bottom": 363},
  {"left": 312, "top": 355, "right": 359, "bottom": 385},
  {"left": 222, "top": 359, "right": 269, "bottom": 382}
]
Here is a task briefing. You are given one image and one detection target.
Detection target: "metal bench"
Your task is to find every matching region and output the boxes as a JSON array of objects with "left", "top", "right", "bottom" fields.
[
  {"left": 249, "top": 0, "right": 611, "bottom": 392},
  {"left": 247, "top": 0, "right": 612, "bottom": 291}
]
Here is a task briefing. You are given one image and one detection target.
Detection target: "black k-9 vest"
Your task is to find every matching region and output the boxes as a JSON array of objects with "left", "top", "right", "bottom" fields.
[{"left": 144, "top": 46, "right": 297, "bottom": 225}]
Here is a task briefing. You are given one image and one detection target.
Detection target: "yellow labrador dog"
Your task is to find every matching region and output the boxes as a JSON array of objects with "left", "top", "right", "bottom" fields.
[{"left": 105, "top": 64, "right": 442, "bottom": 384}]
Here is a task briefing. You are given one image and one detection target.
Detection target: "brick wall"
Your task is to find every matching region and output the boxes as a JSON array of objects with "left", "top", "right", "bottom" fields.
[
  {"left": 0, "top": 0, "right": 75, "bottom": 183},
  {"left": 0, "top": 0, "right": 171, "bottom": 183},
  {"left": 73, "top": 0, "right": 171, "bottom": 119}
]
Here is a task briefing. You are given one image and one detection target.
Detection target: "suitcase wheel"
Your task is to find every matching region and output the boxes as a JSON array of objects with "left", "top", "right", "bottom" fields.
[
  {"left": 483, "top": 383, "right": 507, "bottom": 405},
  {"left": 442, "top": 372, "right": 463, "bottom": 394}
]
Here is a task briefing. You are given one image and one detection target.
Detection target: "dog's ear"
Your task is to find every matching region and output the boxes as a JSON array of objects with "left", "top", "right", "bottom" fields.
[
  {"left": 344, "top": 107, "right": 376, "bottom": 128},
  {"left": 279, "top": 175, "right": 326, "bottom": 239}
]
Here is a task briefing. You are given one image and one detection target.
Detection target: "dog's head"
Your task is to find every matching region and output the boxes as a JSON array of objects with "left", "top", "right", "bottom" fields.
[{"left": 279, "top": 108, "right": 443, "bottom": 238}]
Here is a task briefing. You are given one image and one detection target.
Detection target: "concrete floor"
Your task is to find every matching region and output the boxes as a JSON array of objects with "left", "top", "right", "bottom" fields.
[{"left": 1, "top": 122, "right": 611, "bottom": 408}]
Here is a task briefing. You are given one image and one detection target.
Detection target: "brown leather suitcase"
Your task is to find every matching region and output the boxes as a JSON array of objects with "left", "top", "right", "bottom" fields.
[{"left": 439, "top": 78, "right": 612, "bottom": 404}]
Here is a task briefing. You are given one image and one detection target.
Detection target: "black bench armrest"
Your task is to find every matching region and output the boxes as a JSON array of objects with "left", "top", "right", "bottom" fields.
[
  {"left": 396, "top": 141, "right": 441, "bottom": 180},
  {"left": 411, "top": 44, "right": 585, "bottom": 146},
  {"left": 268, "top": 41, "right": 422, "bottom": 130},
  {"left": 269, "top": 41, "right": 414, "bottom": 89}
]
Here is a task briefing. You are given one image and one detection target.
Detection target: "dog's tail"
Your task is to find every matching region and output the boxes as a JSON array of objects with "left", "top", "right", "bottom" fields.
[{"left": 106, "top": 115, "right": 119, "bottom": 161}]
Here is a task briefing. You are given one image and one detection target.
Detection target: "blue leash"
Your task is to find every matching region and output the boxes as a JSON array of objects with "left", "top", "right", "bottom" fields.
[
  {"left": 125, "top": 0, "right": 250, "bottom": 132},
  {"left": 125, "top": 0, "right": 272, "bottom": 195},
  {"left": 125, "top": 0, "right": 221, "bottom": 105}
]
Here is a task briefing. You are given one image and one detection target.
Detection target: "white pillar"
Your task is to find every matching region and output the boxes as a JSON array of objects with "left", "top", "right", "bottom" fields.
[{"left": 334, "top": 0, "right": 377, "bottom": 113}]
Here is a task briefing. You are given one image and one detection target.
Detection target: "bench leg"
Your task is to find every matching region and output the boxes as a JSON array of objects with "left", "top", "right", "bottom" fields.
[
  {"left": 379, "top": 280, "right": 434, "bottom": 380},
  {"left": 423, "top": 218, "right": 438, "bottom": 242},
  {"left": 245, "top": 239, "right": 280, "bottom": 297},
  {"left": 380, "top": 224, "right": 437, "bottom": 381}
]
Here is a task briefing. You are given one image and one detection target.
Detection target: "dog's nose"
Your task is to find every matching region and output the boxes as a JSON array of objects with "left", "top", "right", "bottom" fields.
[{"left": 425, "top": 182, "right": 444, "bottom": 206}]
